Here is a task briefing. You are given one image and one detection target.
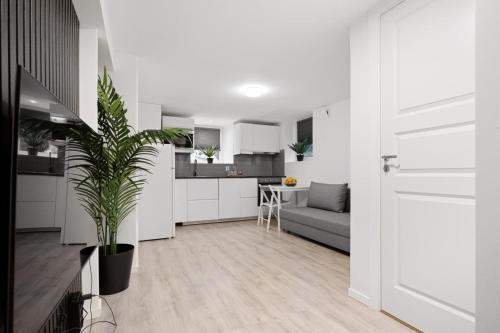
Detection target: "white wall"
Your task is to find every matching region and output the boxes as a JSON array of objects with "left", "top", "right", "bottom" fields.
[
  {"left": 138, "top": 102, "right": 161, "bottom": 130},
  {"left": 476, "top": 0, "right": 500, "bottom": 331},
  {"left": 109, "top": 52, "right": 140, "bottom": 268},
  {"left": 79, "top": 29, "right": 98, "bottom": 131},
  {"left": 283, "top": 100, "right": 350, "bottom": 190},
  {"left": 220, "top": 124, "right": 234, "bottom": 164},
  {"left": 63, "top": 28, "right": 100, "bottom": 246},
  {"left": 280, "top": 118, "right": 297, "bottom": 163},
  {"left": 348, "top": 7, "right": 385, "bottom": 308},
  {"left": 64, "top": 25, "right": 101, "bottom": 313}
]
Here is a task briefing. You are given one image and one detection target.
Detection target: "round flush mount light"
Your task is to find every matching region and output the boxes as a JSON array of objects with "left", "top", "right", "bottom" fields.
[
  {"left": 50, "top": 115, "right": 68, "bottom": 124},
  {"left": 28, "top": 99, "right": 38, "bottom": 104},
  {"left": 239, "top": 84, "right": 269, "bottom": 98}
]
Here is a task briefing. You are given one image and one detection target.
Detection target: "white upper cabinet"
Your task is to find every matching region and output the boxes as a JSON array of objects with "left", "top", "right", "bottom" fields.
[
  {"left": 233, "top": 123, "right": 280, "bottom": 154},
  {"left": 162, "top": 116, "right": 195, "bottom": 130}
]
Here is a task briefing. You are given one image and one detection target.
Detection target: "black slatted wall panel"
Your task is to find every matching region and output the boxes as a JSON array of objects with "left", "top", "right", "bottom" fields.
[{"left": 0, "top": 1, "right": 79, "bottom": 331}]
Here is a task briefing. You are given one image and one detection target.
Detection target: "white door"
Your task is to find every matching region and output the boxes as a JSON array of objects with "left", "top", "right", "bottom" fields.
[
  {"left": 380, "top": 0, "right": 475, "bottom": 332},
  {"left": 138, "top": 144, "right": 175, "bottom": 241}
]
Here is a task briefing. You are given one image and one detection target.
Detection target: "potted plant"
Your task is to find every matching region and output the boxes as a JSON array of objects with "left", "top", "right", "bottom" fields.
[
  {"left": 19, "top": 120, "right": 51, "bottom": 155},
  {"left": 66, "top": 68, "right": 187, "bottom": 295},
  {"left": 200, "top": 145, "right": 219, "bottom": 164},
  {"left": 288, "top": 140, "right": 311, "bottom": 161}
]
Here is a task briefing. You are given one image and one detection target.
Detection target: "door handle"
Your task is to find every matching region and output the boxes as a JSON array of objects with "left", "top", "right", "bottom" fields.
[{"left": 381, "top": 155, "right": 398, "bottom": 173}]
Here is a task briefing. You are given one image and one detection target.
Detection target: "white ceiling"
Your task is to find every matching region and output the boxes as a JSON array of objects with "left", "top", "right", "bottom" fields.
[{"left": 104, "top": 0, "right": 378, "bottom": 124}]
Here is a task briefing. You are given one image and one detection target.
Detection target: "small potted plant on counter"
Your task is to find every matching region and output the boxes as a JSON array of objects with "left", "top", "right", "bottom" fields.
[
  {"left": 19, "top": 120, "right": 51, "bottom": 156},
  {"left": 200, "top": 145, "right": 219, "bottom": 164},
  {"left": 66, "top": 68, "right": 188, "bottom": 295},
  {"left": 288, "top": 140, "right": 311, "bottom": 161}
]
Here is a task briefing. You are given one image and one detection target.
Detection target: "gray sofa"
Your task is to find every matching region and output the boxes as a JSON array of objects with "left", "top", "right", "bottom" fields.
[{"left": 280, "top": 186, "right": 350, "bottom": 252}]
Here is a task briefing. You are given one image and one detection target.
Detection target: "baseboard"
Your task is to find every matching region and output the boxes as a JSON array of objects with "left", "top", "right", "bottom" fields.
[{"left": 348, "top": 287, "right": 371, "bottom": 306}]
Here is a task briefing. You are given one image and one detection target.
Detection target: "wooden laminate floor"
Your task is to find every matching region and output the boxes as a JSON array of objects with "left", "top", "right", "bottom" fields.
[{"left": 89, "top": 221, "right": 413, "bottom": 333}]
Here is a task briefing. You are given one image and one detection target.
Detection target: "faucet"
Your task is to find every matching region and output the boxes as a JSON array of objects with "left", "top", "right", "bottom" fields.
[{"left": 194, "top": 159, "right": 198, "bottom": 177}]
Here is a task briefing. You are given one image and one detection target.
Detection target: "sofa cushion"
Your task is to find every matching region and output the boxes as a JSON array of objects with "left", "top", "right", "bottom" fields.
[
  {"left": 344, "top": 188, "right": 350, "bottom": 212},
  {"left": 280, "top": 207, "right": 350, "bottom": 237},
  {"left": 307, "top": 182, "right": 348, "bottom": 212}
]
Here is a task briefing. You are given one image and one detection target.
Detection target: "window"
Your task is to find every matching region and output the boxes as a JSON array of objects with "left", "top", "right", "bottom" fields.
[
  {"left": 297, "top": 117, "right": 313, "bottom": 144},
  {"left": 191, "top": 127, "right": 221, "bottom": 163},
  {"left": 297, "top": 117, "right": 313, "bottom": 156}
]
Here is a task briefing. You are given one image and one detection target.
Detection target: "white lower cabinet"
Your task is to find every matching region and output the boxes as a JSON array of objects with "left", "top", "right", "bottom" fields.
[
  {"left": 187, "top": 200, "right": 219, "bottom": 222},
  {"left": 218, "top": 179, "right": 241, "bottom": 219},
  {"left": 240, "top": 197, "right": 258, "bottom": 218},
  {"left": 219, "top": 178, "right": 258, "bottom": 220},
  {"left": 16, "top": 201, "right": 56, "bottom": 229},
  {"left": 187, "top": 178, "right": 219, "bottom": 222},
  {"left": 240, "top": 178, "right": 257, "bottom": 198},
  {"left": 177, "top": 177, "right": 259, "bottom": 223},
  {"left": 15, "top": 175, "right": 68, "bottom": 229}
]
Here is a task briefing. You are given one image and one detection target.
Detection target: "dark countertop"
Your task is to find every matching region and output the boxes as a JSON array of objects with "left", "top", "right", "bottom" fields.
[{"left": 176, "top": 175, "right": 285, "bottom": 179}]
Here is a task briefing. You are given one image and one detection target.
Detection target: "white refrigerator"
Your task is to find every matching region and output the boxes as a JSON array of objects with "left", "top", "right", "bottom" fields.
[{"left": 138, "top": 144, "right": 176, "bottom": 241}]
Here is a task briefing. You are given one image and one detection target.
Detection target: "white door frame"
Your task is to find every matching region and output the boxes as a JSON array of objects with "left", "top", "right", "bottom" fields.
[
  {"left": 352, "top": 1, "right": 499, "bottom": 331},
  {"left": 351, "top": 0, "right": 478, "bottom": 314},
  {"left": 349, "top": 0, "right": 406, "bottom": 310}
]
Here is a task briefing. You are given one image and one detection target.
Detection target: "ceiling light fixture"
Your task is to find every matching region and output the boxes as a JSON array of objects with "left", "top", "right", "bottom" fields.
[
  {"left": 28, "top": 99, "right": 38, "bottom": 104},
  {"left": 240, "top": 85, "right": 269, "bottom": 98}
]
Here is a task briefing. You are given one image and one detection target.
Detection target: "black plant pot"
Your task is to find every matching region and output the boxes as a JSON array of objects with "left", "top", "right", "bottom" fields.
[
  {"left": 99, "top": 244, "right": 134, "bottom": 295},
  {"left": 80, "top": 246, "right": 97, "bottom": 267},
  {"left": 207, "top": 157, "right": 214, "bottom": 164},
  {"left": 296, "top": 154, "right": 304, "bottom": 161},
  {"left": 27, "top": 148, "right": 38, "bottom": 156}
]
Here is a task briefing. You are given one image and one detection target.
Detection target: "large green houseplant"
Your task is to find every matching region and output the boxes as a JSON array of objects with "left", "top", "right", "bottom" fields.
[{"left": 66, "top": 69, "right": 187, "bottom": 294}]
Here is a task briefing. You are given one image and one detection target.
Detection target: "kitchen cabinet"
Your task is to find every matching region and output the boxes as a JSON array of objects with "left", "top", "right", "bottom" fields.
[
  {"left": 187, "top": 179, "right": 219, "bottom": 222},
  {"left": 219, "top": 178, "right": 258, "bottom": 220},
  {"left": 240, "top": 197, "right": 258, "bottom": 217},
  {"left": 174, "top": 179, "right": 188, "bottom": 223},
  {"left": 240, "top": 178, "right": 258, "bottom": 198},
  {"left": 233, "top": 123, "right": 280, "bottom": 154},
  {"left": 219, "top": 179, "right": 241, "bottom": 219},
  {"left": 187, "top": 179, "right": 218, "bottom": 200},
  {"left": 16, "top": 175, "right": 68, "bottom": 229},
  {"left": 188, "top": 200, "right": 219, "bottom": 222},
  {"left": 180, "top": 177, "right": 258, "bottom": 224}
]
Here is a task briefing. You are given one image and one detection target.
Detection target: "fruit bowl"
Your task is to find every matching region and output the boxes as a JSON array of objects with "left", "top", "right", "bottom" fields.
[{"left": 284, "top": 177, "right": 297, "bottom": 187}]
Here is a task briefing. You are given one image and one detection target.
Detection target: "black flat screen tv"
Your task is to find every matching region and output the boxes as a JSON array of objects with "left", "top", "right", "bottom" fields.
[{"left": 7, "top": 66, "right": 92, "bottom": 332}]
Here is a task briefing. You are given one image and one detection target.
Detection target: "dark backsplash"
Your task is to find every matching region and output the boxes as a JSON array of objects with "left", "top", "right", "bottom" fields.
[
  {"left": 175, "top": 150, "right": 285, "bottom": 178},
  {"left": 18, "top": 148, "right": 66, "bottom": 177}
]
